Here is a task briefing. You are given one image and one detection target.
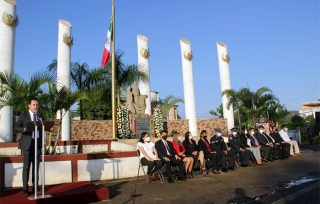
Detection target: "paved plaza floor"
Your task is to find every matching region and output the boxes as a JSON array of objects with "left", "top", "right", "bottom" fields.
[{"left": 92, "top": 142, "right": 320, "bottom": 204}]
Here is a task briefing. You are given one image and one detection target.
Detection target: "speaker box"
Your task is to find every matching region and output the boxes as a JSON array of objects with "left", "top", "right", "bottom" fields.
[{"left": 315, "top": 112, "right": 320, "bottom": 128}]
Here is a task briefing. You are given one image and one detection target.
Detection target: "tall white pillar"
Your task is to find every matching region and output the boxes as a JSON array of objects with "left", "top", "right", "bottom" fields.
[
  {"left": 216, "top": 41, "right": 234, "bottom": 132},
  {"left": 57, "top": 19, "right": 72, "bottom": 141},
  {"left": 137, "top": 34, "right": 151, "bottom": 115},
  {"left": 180, "top": 38, "right": 198, "bottom": 136},
  {"left": 0, "top": 0, "right": 17, "bottom": 142}
]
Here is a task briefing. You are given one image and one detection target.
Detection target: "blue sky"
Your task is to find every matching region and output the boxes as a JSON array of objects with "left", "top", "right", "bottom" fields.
[{"left": 14, "top": 0, "right": 319, "bottom": 118}]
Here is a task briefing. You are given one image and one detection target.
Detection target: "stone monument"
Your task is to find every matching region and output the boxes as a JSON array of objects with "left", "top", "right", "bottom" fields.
[{"left": 125, "top": 81, "right": 148, "bottom": 115}]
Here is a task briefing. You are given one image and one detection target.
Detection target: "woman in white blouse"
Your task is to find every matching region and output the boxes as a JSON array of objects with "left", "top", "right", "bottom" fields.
[{"left": 137, "top": 132, "right": 162, "bottom": 182}]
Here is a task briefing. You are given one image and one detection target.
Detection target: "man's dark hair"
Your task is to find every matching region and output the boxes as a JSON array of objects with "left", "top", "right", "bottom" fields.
[
  {"left": 200, "top": 130, "right": 207, "bottom": 135},
  {"left": 282, "top": 124, "right": 287, "bottom": 128},
  {"left": 28, "top": 98, "right": 39, "bottom": 105},
  {"left": 160, "top": 130, "right": 167, "bottom": 135},
  {"left": 258, "top": 125, "right": 264, "bottom": 129},
  {"left": 249, "top": 127, "right": 254, "bottom": 131}
]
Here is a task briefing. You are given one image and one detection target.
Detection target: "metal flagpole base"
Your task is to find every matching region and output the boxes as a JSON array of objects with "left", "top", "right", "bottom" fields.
[{"left": 28, "top": 194, "right": 52, "bottom": 200}]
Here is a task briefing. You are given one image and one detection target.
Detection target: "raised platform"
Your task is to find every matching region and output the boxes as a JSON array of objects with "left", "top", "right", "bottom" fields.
[{"left": 0, "top": 181, "right": 109, "bottom": 204}]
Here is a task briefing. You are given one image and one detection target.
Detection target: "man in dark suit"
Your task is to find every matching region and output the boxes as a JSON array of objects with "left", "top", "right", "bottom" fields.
[
  {"left": 210, "top": 128, "right": 236, "bottom": 172},
  {"left": 256, "top": 125, "right": 277, "bottom": 162},
  {"left": 14, "top": 98, "right": 44, "bottom": 196},
  {"left": 229, "top": 127, "right": 252, "bottom": 167},
  {"left": 155, "top": 130, "right": 186, "bottom": 183},
  {"left": 270, "top": 126, "right": 291, "bottom": 159}
]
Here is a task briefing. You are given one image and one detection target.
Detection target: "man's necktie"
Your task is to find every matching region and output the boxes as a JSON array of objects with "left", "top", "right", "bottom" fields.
[
  {"left": 33, "top": 113, "right": 37, "bottom": 121},
  {"left": 164, "top": 141, "right": 171, "bottom": 156}
]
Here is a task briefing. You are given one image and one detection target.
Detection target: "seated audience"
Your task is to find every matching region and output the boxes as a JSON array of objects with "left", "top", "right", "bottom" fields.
[
  {"left": 229, "top": 127, "right": 252, "bottom": 167},
  {"left": 210, "top": 128, "right": 236, "bottom": 172},
  {"left": 155, "top": 130, "right": 186, "bottom": 183},
  {"left": 183, "top": 131, "right": 207, "bottom": 176},
  {"left": 172, "top": 132, "right": 194, "bottom": 178},
  {"left": 278, "top": 124, "right": 301, "bottom": 156},
  {"left": 269, "top": 126, "right": 291, "bottom": 159},
  {"left": 137, "top": 132, "right": 162, "bottom": 182},
  {"left": 256, "top": 125, "right": 277, "bottom": 161},
  {"left": 239, "top": 128, "right": 262, "bottom": 165},
  {"left": 198, "top": 130, "right": 220, "bottom": 174},
  {"left": 248, "top": 127, "right": 270, "bottom": 162}
]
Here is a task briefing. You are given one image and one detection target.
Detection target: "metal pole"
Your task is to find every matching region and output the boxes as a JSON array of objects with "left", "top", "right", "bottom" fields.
[
  {"left": 41, "top": 123, "right": 45, "bottom": 198},
  {"left": 34, "top": 121, "right": 38, "bottom": 199},
  {"left": 111, "top": 0, "right": 116, "bottom": 140}
]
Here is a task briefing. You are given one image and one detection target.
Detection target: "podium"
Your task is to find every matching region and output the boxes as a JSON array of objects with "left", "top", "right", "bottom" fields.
[{"left": 25, "top": 120, "right": 54, "bottom": 200}]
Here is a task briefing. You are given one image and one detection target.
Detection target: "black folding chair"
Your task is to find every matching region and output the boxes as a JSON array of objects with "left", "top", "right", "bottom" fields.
[{"left": 136, "top": 150, "right": 164, "bottom": 183}]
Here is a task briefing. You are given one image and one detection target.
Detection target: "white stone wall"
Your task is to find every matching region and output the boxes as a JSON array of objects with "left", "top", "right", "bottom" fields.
[
  {"left": 3, "top": 156, "right": 145, "bottom": 188},
  {"left": 5, "top": 161, "right": 72, "bottom": 188},
  {"left": 78, "top": 157, "right": 143, "bottom": 181}
]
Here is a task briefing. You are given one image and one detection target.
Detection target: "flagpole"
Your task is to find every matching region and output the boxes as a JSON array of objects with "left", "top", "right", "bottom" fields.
[{"left": 111, "top": 0, "right": 116, "bottom": 140}]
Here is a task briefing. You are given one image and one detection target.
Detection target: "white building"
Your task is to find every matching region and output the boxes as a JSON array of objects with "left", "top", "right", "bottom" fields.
[{"left": 299, "top": 100, "right": 320, "bottom": 118}]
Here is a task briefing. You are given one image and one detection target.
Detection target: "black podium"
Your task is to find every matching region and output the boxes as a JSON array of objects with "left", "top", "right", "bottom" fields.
[{"left": 25, "top": 120, "right": 54, "bottom": 200}]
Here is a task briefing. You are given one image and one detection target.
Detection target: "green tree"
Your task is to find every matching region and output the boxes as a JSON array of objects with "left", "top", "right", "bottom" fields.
[
  {"left": 0, "top": 70, "right": 54, "bottom": 116},
  {"left": 209, "top": 104, "right": 224, "bottom": 118},
  {"left": 157, "top": 95, "right": 184, "bottom": 119},
  {"left": 104, "top": 50, "right": 149, "bottom": 105},
  {"left": 222, "top": 86, "right": 278, "bottom": 128}
]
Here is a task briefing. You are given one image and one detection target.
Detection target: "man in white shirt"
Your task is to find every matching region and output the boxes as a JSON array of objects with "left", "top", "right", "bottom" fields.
[{"left": 278, "top": 124, "right": 301, "bottom": 156}]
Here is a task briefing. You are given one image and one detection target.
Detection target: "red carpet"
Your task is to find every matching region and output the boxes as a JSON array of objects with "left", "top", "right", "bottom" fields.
[{"left": 0, "top": 182, "right": 109, "bottom": 204}]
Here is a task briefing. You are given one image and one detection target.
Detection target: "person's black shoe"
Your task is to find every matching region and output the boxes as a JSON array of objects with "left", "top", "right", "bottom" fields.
[
  {"left": 280, "top": 157, "right": 284, "bottom": 160},
  {"left": 22, "top": 190, "right": 28, "bottom": 196},
  {"left": 241, "top": 164, "right": 247, "bottom": 167},
  {"left": 263, "top": 159, "right": 268, "bottom": 162},
  {"left": 228, "top": 166, "right": 237, "bottom": 171},
  {"left": 213, "top": 170, "right": 220, "bottom": 174},
  {"left": 269, "top": 159, "right": 274, "bottom": 162},
  {"left": 222, "top": 168, "right": 229, "bottom": 172},
  {"left": 178, "top": 177, "right": 187, "bottom": 181},
  {"left": 167, "top": 178, "right": 174, "bottom": 183}
]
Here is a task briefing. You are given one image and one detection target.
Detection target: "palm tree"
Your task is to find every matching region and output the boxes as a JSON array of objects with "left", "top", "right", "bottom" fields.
[
  {"left": 223, "top": 86, "right": 278, "bottom": 128},
  {"left": 266, "top": 101, "right": 289, "bottom": 125},
  {"left": 41, "top": 85, "right": 89, "bottom": 154},
  {"left": 158, "top": 95, "right": 184, "bottom": 119},
  {"left": 0, "top": 70, "right": 54, "bottom": 116},
  {"left": 209, "top": 104, "right": 224, "bottom": 118},
  {"left": 70, "top": 62, "right": 91, "bottom": 119},
  {"left": 105, "top": 50, "right": 149, "bottom": 105}
]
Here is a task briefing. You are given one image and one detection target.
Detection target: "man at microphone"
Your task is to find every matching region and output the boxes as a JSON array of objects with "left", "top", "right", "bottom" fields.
[{"left": 14, "top": 98, "right": 44, "bottom": 196}]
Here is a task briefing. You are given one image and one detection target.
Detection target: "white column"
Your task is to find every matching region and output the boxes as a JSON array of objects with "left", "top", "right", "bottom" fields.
[
  {"left": 216, "top": 41, "right": 234, "bottom": 132},
  {"left": 57, "top": 19, "right": 72, "bottom": 141},
  {"left": 137, "top": 34, "right": 151, "bottom": 115},
  {"left": 0, "top": 0, "right": 17, "bottom": 142},
  {"left": 180, "top": 38, "right": 198, "bottom": 136}
]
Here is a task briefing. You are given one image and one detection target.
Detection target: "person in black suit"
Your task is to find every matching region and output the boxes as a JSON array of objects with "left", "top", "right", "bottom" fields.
[
  {"left": 229, "top": 127, "right": 252, "bottom": 167},
  {"left": 197, "top": 130, "right": 220, "bottom": 174},
  {"left": 270, "top": 126, "right": 291, "bottom": 159},
  {"left": 256, "top": 125, "right": 277, "bottom": 161},
  {"left": 155, "top": 130, "right": 186, "bottom": 183},
  {"left": 183, "top": 131, "right": 206, "bottom": 176},
  {"left": 14, "top": 98, "right": 44, "bottom": 196},
  {"left": 210, "top": 128, "right": 236, "bottom": 172}
]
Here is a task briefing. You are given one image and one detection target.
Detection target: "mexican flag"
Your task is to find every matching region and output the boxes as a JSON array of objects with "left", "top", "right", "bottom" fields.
[{"left": 101, "top": 17, "right": 113, "bottom": 67}]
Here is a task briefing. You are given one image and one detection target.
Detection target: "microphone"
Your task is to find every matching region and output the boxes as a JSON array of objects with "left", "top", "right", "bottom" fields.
[{"left": 36, "top": 112, "right": 42, "bottom": 121}]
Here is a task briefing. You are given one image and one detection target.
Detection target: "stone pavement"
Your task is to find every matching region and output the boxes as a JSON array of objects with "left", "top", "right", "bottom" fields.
[{"left": 91, "top": 143, "right": 320, "bottom": 204}]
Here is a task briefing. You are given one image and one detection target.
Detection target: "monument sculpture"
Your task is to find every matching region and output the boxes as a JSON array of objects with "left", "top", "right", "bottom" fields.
[{"left": 125, "top": 81, "right": 148, "bottom": 115}]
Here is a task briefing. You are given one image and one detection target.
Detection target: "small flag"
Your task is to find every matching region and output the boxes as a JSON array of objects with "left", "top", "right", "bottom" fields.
[{"left": 101, "top": 17, "right": 113, "bottom": 67}]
